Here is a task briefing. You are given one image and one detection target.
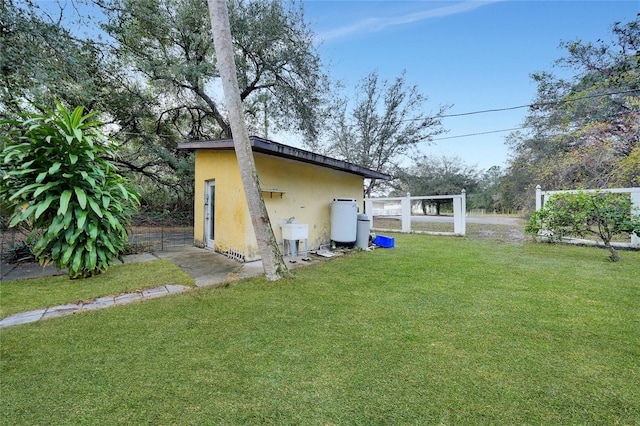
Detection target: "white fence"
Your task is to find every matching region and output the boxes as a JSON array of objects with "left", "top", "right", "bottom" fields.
[
  {"left": 535, "top": 185, "right": 640, "bottom": 248},
  {"left": 365, "top": 191, "right": 466, "bottom": 236}
]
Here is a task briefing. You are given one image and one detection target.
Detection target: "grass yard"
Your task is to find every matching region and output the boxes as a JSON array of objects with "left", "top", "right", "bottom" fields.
[
  {"left": 0, "top": 259, "right": 194, "bottom": 318},
  {"left": 1, "top": 235, "right": 639, "bottom": 424}
]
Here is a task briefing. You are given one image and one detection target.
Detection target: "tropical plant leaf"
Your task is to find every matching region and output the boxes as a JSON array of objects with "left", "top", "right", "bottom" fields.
[
  {"left": 73, "top": 128, "right": 83, "bottom": 143},
  {"left": 58, "top": 190, "right": 72, "bottom": 216},
  {"left": 48, "top": 162, "right": 62, "bottom": 174},
  {"left": 63, "top": 208, "right": 74, "bottom": 229},
  {"left": 61, "top": 244, "right": 74, "bottom": 265},
  {"left": 8, "top": 183, "right": 40, "bottom": 201},
  {"left": 9, "top": 212, "right": 25, "bottom": 228},
  {"left": 88, "top": 198, "right": 103, "bottom": 218},
  {"left": 89, "top": 248, "right": 97, "bottom": 271},
  {"left": 7, "top": 167, "right": 37, "bottom": 177},
  {"left": 34, "top": 195, "right": 57, "bottom": 219},
  {"left": 33, "top": 181, "right": 58, "bottom": 198},
  {"left": 77, "top": 209, "right": 89, "bottom": 230},
  {"left": 74, "top": 187, "right": 87, "bottom": 209},
  {"left": 70, "top": 105, "right": 84, "bottom": 126},
  {"left": 101, "top": 234, "right": 116, "bottom": 254},
  {"left": 88, "top": 221, "right": 98, "bottom": 240},
  {"left": 48, "top": 215, "right": 66, "bottom": 236},
  {"left": 71, "top": 249, "right": 83, "bottom": 276},
  {"left": 80, "top": 170, "right": 96, "bottom": 187}
]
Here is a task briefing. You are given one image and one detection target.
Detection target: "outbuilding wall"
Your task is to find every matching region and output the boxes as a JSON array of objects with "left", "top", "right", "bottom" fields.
[
  {"left": 193, "top": 151, "right": 247, "bottom": 257},
  {"left": 193, "top": 150, "right": 364, "bottom": 261}
]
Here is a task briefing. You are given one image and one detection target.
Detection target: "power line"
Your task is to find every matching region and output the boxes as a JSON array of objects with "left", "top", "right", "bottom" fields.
[
  {"left": 113, "top": 90, "right": 640, "bottom": 142},
  {"left": 432, "top": 127, "right": 525, "bottom": 141},
  {"left": 432, "top": 108, "right": 640, "bottom": 142},
  {"left": 438, "top": 89, "right": 640, "bottom": 119}
]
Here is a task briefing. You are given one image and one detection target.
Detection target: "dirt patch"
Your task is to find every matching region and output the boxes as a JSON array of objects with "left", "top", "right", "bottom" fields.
[
  {"left": 465, "top": 222, "right": 528, "bottom": 244},
  {"left": 373, "top": 216, "right": 529, "bottom": 244}
]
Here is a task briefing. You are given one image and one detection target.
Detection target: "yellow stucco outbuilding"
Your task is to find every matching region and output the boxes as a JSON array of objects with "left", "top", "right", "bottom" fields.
[{"left": 178, "top": 136, "right": 390, "bottom": 262}]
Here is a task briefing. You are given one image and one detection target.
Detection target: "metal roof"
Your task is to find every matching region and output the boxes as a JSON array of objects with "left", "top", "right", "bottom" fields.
[{"left": 178, "top": 136, "right": 391, "bottom": 180}]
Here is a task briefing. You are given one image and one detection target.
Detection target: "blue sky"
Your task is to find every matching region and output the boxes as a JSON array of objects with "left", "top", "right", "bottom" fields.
[
  {"left": 32, "top": 0, "right": 638, "bottom": 171},
  {"left": 302, "top": 0, "right": 639, "bottom": 171}
]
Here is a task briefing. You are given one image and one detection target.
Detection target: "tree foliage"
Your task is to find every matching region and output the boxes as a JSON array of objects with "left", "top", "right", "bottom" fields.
[
  {"left": 2, "top": 0, "right": 329, "bottom": 212},
  {"left": 1, "top": 0, "right": 106, "bottom": 114},
  {"left": 99, "top": 0, "right": 328, "bottom": 140},
  {"left": 1, "top": 0, "right": 195, "bottom": 210},
  {"left": 0, "top": 102, "right": 139, "bottom": 278},
  {"left": 501, "top": 16, "right": 640, "bottom": 212},
  {"left": 320, "top": 70, "right": 448, "bottom": 197},
  {"left": 525, "top": 191, "right": 640, "bottom": 262},
  {"left": 464, "top": 166, "right": 508, "bottom": 213},
  {"left": 396, "top": 155, "right": 479, "bottom": 215}
]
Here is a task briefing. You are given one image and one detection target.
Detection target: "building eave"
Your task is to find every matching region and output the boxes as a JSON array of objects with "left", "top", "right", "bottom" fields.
[{"left": 178, "top": 136, "right": 391, "bottom": 180}]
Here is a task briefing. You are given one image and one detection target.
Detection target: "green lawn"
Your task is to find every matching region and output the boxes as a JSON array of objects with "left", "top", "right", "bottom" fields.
[
  {"left": 0, "top": 259, "right": 194, "bottom": 318},
  {"left": 1, "top": 235, "right": 639, "bottom": 425}
]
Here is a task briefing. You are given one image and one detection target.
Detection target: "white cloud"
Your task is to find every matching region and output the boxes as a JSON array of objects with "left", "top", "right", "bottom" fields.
[{"left": 317, "top": 0, "right": 505, "bottom": 42}]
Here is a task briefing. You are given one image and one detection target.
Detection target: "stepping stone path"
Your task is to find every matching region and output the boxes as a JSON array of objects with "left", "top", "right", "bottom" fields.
[{"left": 0, "top": 284, "right": 190, "bottom": 328}]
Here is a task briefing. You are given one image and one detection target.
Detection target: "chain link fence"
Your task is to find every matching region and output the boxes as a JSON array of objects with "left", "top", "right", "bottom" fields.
[
  {"left": 127, "top": 212, "right": 194, "bottom": 253},
  {"left": 1, "top": 212, "right": 194, "bottom": 264}
]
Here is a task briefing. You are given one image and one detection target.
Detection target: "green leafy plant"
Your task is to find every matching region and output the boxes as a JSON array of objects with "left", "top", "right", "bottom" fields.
[
  {"left": 0, "top": 101, "right": 139, "bottom": 278},
  {"left": 526, "top": 191, "right": 640, "bottom": 261},
  {"left": 2, "top": 240, "right": 36, "bottom": 264}
]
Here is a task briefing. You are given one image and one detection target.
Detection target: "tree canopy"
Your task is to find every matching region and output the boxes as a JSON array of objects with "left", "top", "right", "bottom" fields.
[
  {"left": 1, "top": 0, "right": 107, "bottom": 114},
  {"left": 99, "top": 0, "right": 328, "bottom": 141},
  {"left": 2, "top": 0, "right": 329, "bottom": 212},
  {"left": 3, "top": 2, "right": 637, "bottom": 217},
  {"left": 317, "top": 70, "right": 448, "bottom": 197},
  {"left": 501, "top": 16, "right": 640, "bottom": 212}
]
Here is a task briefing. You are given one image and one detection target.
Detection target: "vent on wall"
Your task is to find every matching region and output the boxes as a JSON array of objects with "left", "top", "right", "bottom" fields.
[{"left": 217, "top": 246, "right": 245, "bottom": 262}]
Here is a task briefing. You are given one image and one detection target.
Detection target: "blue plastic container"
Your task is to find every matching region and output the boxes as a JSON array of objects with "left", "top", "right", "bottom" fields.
[{"left": 374, "top": 235, "right": 394, "bottom": 248}]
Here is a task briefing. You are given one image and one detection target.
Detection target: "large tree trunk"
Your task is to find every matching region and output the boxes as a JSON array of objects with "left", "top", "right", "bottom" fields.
[{"left": 207, "top": 0, "right": 292, "bottom": 280}]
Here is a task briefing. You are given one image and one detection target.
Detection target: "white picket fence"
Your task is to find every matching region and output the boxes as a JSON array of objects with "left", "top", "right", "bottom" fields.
[
  {"left": 365, "top": 191, "right": 466, "bottom": 236},
  {"left": 535, "top": 185, "right": 640, "bottom": 248}
]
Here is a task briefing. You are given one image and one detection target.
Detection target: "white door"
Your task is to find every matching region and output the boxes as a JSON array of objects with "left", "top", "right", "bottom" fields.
[{"left": 204, "top": 180, "right": 215, "bottom": 249}]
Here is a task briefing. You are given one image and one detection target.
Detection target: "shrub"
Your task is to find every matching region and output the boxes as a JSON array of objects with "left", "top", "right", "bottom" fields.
[
  {"left": 0, "top": 102, "right": 139, "bottom": 278},
  {"left": 526, "top": 191, "right": 640, "bottom": 261}
]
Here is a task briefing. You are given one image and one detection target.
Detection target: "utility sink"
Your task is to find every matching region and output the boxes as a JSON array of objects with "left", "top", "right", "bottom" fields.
[{"left": 281, "top": 223, "right": 308, "bottom": 240}]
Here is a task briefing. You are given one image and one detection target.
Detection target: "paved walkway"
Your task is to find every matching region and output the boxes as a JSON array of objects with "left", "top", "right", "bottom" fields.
[
  {"left": 0, "top": 284, "right": 192, "bottom": 327},
  {"left": 0, "top": 247, "right": 273, "bottom": 328}
]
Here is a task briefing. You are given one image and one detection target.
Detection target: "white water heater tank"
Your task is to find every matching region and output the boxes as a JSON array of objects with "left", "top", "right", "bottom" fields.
[{"left": 331, "top": 198, "right": 357, "bottom": 243}]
